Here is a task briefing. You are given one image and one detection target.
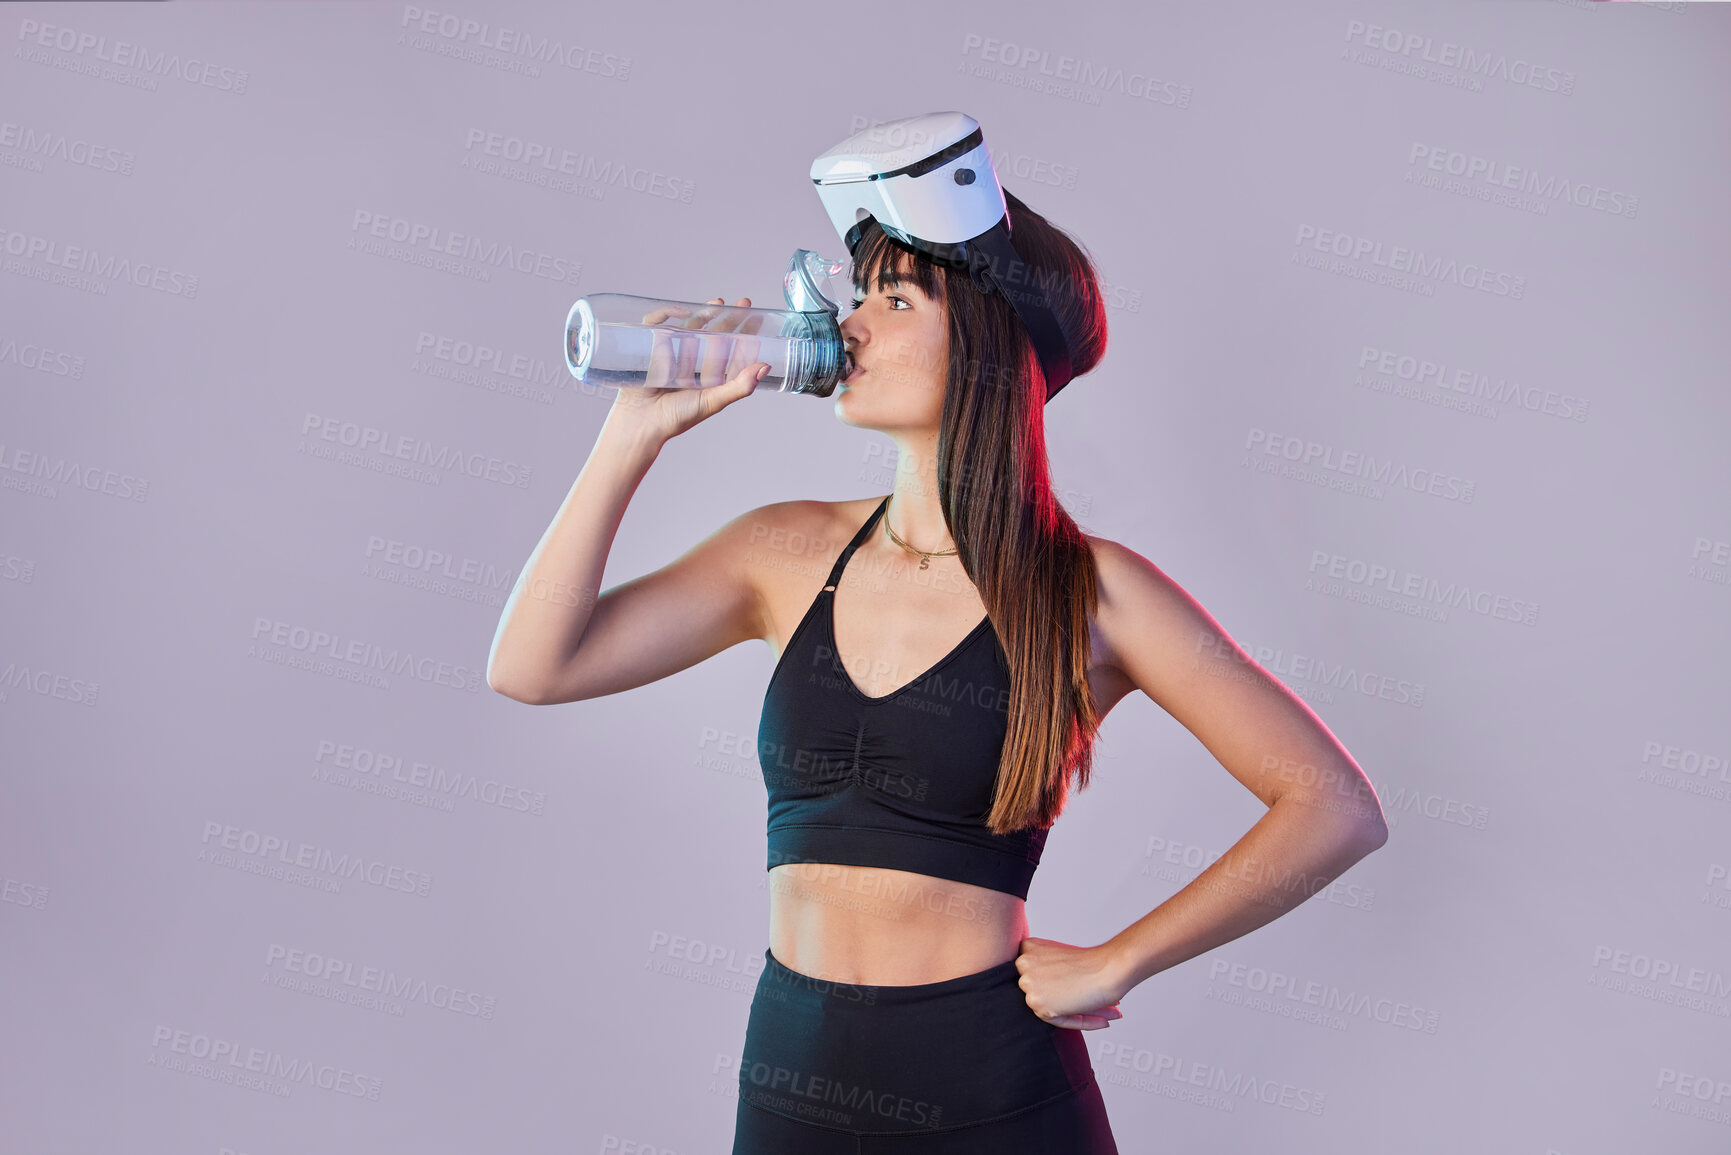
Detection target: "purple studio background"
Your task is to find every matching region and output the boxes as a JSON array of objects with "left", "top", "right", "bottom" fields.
[{"left": 3, "top": 1, "right": 1729, "bottom": 1152}]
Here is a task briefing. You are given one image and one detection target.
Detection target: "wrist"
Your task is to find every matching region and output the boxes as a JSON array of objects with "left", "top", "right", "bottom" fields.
[
  {"left": 1098, "top": 935, "right": 1141, "bottom": 1001},
  {"left": 596, "top": 412, "right": 666, "bottom": 465}
]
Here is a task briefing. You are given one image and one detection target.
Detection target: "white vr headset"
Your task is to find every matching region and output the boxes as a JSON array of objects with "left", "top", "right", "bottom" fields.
[{"left": 788, "top": 111, "right": 1077, "bottom": 402}]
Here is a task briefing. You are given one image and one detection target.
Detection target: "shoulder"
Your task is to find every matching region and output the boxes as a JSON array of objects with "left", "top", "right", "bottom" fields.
[
  {"left": 1078, "top": 532, "right": 1146, "bottom": 605},
  {"left": 718, "top": 495, "right": 885, "bottom": 559},
  {"left": 718, "top": 494, "right": 885, "bottom": 598},
  {"left": 1078, "top": 532, "right": 1210, "bottom": 679},
  {"left": 1079, "top": 533, "right": 1187, "bottom": 605}
]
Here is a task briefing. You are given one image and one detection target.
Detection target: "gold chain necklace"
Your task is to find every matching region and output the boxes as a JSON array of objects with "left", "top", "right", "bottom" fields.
[{"left": 882, "top": 493, "right": 959, "bottom": 570}]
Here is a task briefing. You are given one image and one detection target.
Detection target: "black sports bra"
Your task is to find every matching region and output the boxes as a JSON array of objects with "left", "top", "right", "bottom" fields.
[{"left": 757, "top": 496, "right": 1048, "bottom": 900}]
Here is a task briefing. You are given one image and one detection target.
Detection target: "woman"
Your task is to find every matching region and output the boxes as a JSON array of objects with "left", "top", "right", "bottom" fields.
[{"left": 488, "top": 190, "right": 1389, "bottom": 1151}]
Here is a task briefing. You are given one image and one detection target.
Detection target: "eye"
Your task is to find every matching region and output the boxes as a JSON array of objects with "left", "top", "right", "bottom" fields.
[{"left": 849, "top": 289, "right": 911, "bottom": 310}]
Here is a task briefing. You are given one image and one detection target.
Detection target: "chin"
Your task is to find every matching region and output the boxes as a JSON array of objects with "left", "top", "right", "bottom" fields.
[
  {"left": 832, "top": 387, "right": 933, "bottom": 433},
  {"left": 833, "top": 395, "right": 876, "bottom": 428}
]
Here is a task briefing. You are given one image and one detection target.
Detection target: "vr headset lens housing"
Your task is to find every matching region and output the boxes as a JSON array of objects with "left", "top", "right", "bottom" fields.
[{"left": 806, "top": 111, "right": 1076, "bottom": 399}]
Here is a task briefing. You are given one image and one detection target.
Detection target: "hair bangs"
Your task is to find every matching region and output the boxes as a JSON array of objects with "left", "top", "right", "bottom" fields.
[{"left": 849, "top": 220, "right": 945, "bottom": 305}]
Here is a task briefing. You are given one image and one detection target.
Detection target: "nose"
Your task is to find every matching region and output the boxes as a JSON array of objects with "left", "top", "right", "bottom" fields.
[{"left": 838, "top": 307, "right": 865, "bottom": 345}]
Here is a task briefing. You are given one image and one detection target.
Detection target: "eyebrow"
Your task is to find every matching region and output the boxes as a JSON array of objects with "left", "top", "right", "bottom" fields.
[
  {"left": 870, "top": 273, "right": 920, "bottom": 295},
  {"left": 853, "top": 261, "right": 930, "bottom": 302}
]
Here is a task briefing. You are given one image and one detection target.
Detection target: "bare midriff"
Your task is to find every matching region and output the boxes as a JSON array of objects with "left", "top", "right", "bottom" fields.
[{"left": 767, "top": 863, "right": 1029, "bottom": 986}]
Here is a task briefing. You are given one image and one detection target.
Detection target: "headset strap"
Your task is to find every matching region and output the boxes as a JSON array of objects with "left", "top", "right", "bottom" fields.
[{"left": 966, "top": 224, "right": 1076, "bottom": 402}]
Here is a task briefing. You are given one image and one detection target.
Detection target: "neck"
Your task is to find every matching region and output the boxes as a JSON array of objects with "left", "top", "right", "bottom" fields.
[{"left": 885, "top": 431, "right": 954, "bottom": 553}]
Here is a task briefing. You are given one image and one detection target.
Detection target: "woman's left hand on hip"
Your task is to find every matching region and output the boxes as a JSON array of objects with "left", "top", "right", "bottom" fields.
[{"left": 1013, "top": 936, "right": 1126, "bottom": 1030}]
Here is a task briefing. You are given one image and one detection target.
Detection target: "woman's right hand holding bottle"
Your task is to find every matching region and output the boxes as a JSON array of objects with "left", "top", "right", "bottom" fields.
[{"left": 604, "top": 296, "right": 769, "bottom": 447}]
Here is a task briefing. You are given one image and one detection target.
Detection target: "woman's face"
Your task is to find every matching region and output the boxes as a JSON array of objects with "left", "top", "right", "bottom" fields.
[{"left": 833, "top": 256, "right": 948, "bottom": 433}]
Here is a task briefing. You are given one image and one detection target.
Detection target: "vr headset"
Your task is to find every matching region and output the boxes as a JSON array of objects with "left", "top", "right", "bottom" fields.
[{"left": 792, "top": 111, "right": 1077, "bottom": 402}]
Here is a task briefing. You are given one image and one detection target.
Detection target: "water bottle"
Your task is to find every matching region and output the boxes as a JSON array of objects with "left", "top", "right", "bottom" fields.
[{"left": 564, "top": 250, "right": 855, "bottom": 396}]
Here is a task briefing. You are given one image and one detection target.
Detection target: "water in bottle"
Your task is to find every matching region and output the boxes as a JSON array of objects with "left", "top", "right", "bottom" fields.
[
  {"left": 565, "top": 294, "right": 848, "bottom": 396},
  {"left": 563, "top": 250, "right": 855, "bottom": 397}
]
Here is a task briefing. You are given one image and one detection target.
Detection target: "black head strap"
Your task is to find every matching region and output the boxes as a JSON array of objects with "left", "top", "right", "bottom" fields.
[{"left": 964, "top": 224, "right": 1075, "bottom": 402}]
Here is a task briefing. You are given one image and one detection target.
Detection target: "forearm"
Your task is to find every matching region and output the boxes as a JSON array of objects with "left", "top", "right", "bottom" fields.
[
  {"left": 486, "top": 417, "right": 662, "bottom": 698},
  {"left": 1103, "top": 797, "right": 1387, "bottom": 996}
]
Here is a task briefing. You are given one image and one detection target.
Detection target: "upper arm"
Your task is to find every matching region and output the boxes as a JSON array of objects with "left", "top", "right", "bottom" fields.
[
  {"left": 521, "top": 501, "right": 786, "bottom": 705},
  {"left": 1091, "top": 537, "right": 1384, "bottom": 828}
]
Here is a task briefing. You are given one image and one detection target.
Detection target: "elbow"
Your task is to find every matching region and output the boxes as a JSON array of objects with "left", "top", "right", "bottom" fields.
[
  {"left": 487, "top": 677, "right": 537, "bottom": 704},
  {"left": 1278, "top": 789, "right": 1389, "bottom": 856},
  {"left": 486, "top": 660, "right": 547, "bottom": 705},
  {"left": 1358, "top": 818, "right": 1390, "bottom": 853},
  {"left": 487, "top": 668, "right": 586, "bottom": 705},
  {"left": 1347, "top": 808, "right": 1390, "bottom": 856}
]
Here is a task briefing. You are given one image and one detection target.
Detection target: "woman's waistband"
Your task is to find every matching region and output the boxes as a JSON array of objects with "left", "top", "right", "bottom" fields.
[{"left": 760, "top": 945, "right": 1022, "bottom": 1006}]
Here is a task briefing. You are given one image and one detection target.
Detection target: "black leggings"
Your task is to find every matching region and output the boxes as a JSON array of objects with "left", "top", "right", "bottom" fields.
[{"left": 732, "top": 946, "right": 1118, "bottom": 1153}]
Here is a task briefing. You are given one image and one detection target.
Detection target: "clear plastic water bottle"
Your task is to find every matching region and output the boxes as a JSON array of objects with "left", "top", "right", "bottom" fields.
[{"left": 564, "top": 251, "right": 855, "bottom": 396}]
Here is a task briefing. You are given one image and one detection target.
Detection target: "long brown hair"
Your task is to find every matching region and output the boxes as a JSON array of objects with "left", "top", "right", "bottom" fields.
[{"left": 850, "top": 188, "right": 1110, "bottom": 835}]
